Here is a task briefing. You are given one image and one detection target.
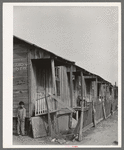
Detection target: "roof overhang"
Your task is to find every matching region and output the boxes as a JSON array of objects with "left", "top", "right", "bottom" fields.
[{"left": 31, "top": 58, "right": 74, "bottom": 68}]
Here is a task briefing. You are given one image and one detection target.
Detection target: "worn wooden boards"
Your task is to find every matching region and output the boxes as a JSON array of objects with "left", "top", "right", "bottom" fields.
[
  {"left": 13, "top": 77, "right": 28, "bottom": 90},
  {"left": 104, "top": 100, "right": 112, "bottom": 118},
  {"left": 83, "top": 103, "right": 93, "bottom": 128},
  {"left": 31, "top": 116, "right": 48, "bottom": 138},
  {"left": 13, "top": 44, "right": 29, "bottom": 117}
]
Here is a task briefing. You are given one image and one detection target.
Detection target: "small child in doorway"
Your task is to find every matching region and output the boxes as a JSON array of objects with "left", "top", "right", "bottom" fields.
[{"left": 17, "top": 101, "right": 26, "bottom": 136}]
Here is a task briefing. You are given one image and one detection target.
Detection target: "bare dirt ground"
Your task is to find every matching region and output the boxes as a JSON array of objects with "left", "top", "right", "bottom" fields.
[{"left": 13, "top": 111, "right": 118, "bottom": 146}]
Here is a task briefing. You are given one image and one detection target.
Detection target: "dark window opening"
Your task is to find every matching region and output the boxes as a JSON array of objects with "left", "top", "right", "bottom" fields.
[{"left": 109, "top": 87, "right": 112, "bottom": 95}]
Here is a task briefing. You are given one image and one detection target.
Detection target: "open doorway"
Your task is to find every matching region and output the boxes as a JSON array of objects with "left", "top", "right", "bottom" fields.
[{"left": 30, "top": 59, "right": 55, "bottom": 116}]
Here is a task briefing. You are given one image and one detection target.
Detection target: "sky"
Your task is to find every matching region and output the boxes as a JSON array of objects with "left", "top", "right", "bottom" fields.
[{"left": 13, "top": 6, "right": 118, "bottom": 85}]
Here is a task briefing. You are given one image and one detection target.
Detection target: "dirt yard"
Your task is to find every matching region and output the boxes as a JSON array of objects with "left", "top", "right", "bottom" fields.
[{"left": 13, "top": 111, "right": 118, "bottom": 146}]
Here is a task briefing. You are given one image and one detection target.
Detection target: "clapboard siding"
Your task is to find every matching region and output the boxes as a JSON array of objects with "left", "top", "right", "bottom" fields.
[
  {"left": 14, "top": 44, "right": 28, "bottom": 53},
  {"left": 13, "top": 77, "right": 28, "bottom": 90},
  {"left": 13, "top": 97, "right": 29, "bottom": 103},
  {"left": 13, "top": 60, "right": 28, "bottom": 76},
  {"left": 13, "top": 52, "right": 28, "bottom": 59},
  {"left": 13, "top": 89, "right": 28, "bottom": 98},
  {"left": 13, "top": 44, "right": 29, "bottom": 117}
]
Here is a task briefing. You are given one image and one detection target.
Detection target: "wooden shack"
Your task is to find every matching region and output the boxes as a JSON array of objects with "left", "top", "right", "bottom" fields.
[{"left": 13, "top": 36, "right": 117, "bottom": 135}]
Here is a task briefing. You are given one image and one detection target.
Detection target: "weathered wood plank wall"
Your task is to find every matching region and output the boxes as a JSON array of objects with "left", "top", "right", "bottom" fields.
[{"left": 13, "top": 44, "right": 29, "bottom": 117}]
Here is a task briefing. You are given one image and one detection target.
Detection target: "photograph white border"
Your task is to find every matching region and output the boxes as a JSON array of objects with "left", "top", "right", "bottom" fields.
[{"left": 3, "top": 2, "right": 121, "bottom": 148}]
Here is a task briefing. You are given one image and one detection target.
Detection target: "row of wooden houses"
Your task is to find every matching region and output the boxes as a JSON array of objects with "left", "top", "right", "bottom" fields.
[{"left": 13, "top": 36, "right": 118, "bottom": 135}]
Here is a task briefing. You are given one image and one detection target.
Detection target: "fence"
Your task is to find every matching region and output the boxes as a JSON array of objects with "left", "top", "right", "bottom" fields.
[
  {"left": 83, "top": 102, "right": 93, "bottom": 128},
  {"left": 104, "top": 100, "right": 112, "bottom": 118},
  {"left": 82, "top": 98, "right": 118, "bottom": 130},
  {"left": 112, "top": 99, "right": 118, "bottom": 112},
  {"left": 94, "top": 101, "right": 104, "bottom": 122}
]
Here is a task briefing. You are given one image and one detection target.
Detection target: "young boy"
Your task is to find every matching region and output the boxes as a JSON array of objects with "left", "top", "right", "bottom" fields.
[{"left": 17, "top": 101, "right": 26, "bottom": 136}]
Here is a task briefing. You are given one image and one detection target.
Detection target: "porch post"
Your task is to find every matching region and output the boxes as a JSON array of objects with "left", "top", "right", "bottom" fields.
[
  {"left": 93, "top": 77, "right": 98, "bottom": 101},
  {"left": 51, "top": 59, "right": 59, "bottom": 134},
  {"left": 28, "top": 50, "right": 32, "bottom": 118},
  {"left": 78, "top": 71, "right": 84, "bottom": 141},
  {"left": 96, "top": 77, "right": 98, "bottom": 100},
  {"left": 92, "top": 77, "right": 97, "bottom": 126},
  {"left": 70, "top": 65, "right": 73, "bottom": 107},
  {"left": 51, "top": 59, "right": 57, "bottom": 96},
  {"left": 104, "top": 83, "right": 107, "bottom": 100},
  {"left": 69, "top": 65, "right": 73, "bottom": 129}
]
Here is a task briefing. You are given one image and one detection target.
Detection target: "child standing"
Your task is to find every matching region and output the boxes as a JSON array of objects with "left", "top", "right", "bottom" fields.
[{"left": 17, "top": 101, "right": 26, "bottom": 136}]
